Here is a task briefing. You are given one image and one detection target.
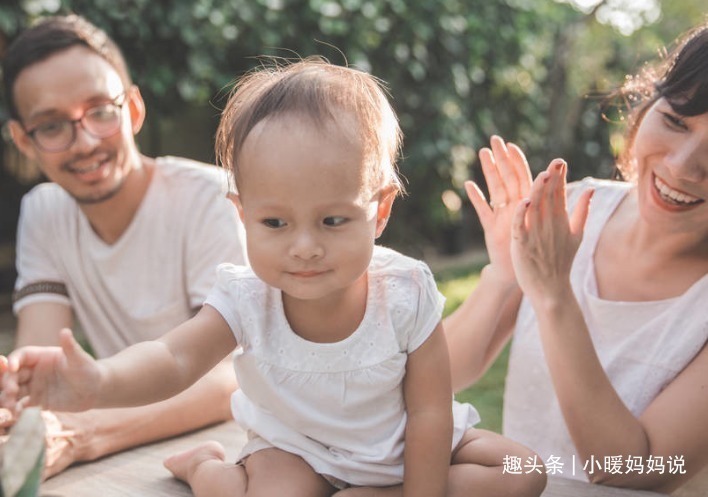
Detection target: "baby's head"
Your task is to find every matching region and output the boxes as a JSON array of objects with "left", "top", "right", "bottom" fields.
[
  {"left": 216, "top": 57, "right": 403, "bottom": 198},
  {"left": 216, "top": 58, "right": 405, "bottom": 300}
]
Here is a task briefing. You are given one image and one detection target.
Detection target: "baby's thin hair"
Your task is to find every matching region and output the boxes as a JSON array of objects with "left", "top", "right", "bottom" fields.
[{"left": 215, "top": 56, "right": 404, "bottom": 195}]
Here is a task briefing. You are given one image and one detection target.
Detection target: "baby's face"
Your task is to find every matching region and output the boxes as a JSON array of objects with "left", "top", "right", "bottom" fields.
[{"left": 234, "top": 114, "right": 391, "bottom": 303}]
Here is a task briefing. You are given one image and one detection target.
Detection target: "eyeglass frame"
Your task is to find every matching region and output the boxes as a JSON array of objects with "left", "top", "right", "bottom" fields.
[{"left": 19, "top": 91, "right": 129, "bottom": 153}]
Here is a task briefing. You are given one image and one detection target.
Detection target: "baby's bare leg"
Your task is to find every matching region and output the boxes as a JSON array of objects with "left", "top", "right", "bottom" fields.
[
  {"left": 448, "top": 429, "right": 547, "bottom": 497},
  {"left": 164, "top": 441, "right": 245, "bottom": 497},
  {"left": 165, "top": 443, "right": 337, "bottom": 497},
  {"left": 335, "top": 486, "right": 401, "bottom": 496},
  {"left": 245, "top": 447, "right": 337, "bottom": 496}
]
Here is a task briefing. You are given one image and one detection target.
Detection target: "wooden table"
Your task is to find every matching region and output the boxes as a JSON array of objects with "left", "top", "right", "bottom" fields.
[{"left": 39, "top": 421, "right": 668, "bottom": 497}]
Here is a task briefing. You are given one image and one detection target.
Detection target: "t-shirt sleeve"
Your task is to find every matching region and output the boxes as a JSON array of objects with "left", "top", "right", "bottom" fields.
[
  {"left": 13, "top": 191, "right": 71, "bottom": 313},
  {"left": 407, "top": 261, "right": 446, "bottom": 353},
  {"left": 183, "top": 170, "right": 248, "bottom": 310},
  {"left": 204, "top": 264, "right": 245, "bottom": 346}
]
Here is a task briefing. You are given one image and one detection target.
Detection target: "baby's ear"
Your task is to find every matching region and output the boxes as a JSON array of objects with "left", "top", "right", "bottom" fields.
[
  {"left": 227, "top": 192, "right": 245, "bottom": 222},
  {"left": 375, "top": 185, "right": 397, "bottom": 238}
]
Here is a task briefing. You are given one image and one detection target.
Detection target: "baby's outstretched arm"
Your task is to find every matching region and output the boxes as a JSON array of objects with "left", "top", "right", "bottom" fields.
[
  {"left": 1, "top": 328, "right": 100, "bottom": 412},
  {"left": 1, "top": 306, "right": 236, "bottom": 414}
]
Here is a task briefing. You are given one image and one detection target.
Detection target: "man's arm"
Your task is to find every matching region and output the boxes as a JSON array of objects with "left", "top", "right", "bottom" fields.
[
  {"left": 47, "top": 359, "right": 236, "bottom": 477},
  {"left": 15, "top": 302, "right": 74, "bottom": 348}
]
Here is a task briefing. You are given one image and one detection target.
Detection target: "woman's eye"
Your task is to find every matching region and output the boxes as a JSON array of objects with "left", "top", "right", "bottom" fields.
[
  {"left": 662, "top": 112, "right": 687, "bottom": 130},
  {"left": 323, "top": 216, "right": 347, "bottom": 227},
  {"left": 262, "top": 218, "right": 286, "bottom": 228}
]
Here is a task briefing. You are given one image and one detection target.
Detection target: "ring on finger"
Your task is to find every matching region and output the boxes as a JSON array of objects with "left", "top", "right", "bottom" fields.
[{"left": 490, "top": 201, "right": 508, "bottom": 209}]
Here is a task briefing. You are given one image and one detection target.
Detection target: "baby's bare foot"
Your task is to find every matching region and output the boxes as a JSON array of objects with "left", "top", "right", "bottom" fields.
[{"left": 163, "top": 441, "right": 226, "bottom": 482}]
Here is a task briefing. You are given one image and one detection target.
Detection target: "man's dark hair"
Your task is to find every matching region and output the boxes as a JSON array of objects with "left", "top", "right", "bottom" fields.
[{"left": 2, "top": 14, "right": 133, "bottom": 120}]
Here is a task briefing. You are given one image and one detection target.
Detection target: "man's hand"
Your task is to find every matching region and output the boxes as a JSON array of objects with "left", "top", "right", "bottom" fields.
[
  {"left": 0, "top": 408, "right": 80, "bottom": 480},
  {"left": 41, "top": 411, "right": 82, "bottom": 479}
]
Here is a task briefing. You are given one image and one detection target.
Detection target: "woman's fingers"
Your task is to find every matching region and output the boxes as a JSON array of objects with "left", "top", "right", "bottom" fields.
[
  {"left": 546, "top": 159, "right": 567, "bottom": 216},
  {"left": 490, "top": 136, "right": 518, "bottom": 200},
  {"left": 475, "top": 136, "right": 535, "bottom": 214},
  {"left": 478, "top": 146, "right": 507, "bottom": 207},
  {"left": 512, "top": 198, "right": 530, "bottom": 242},
  {"left": 527, "top": 171, "right": 549, "bottom": 228},
  {"left": 570, "top": 188, "right": 594, "bottom": 237},
  {"left": 464, "top": 180, "right": 493, "bottom": 228},
  {"left": 507, "top": 142, "right": 533, "bottom": 197}
]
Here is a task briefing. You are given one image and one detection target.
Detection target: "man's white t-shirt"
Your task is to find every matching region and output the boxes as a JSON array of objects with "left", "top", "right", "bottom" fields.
[{"left": 13, "top": 156, "right": 247, "bottom": 358}]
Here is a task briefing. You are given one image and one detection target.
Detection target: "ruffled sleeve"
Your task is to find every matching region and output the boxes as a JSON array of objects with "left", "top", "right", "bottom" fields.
[
  {"left": 204, "top": 263, "right": 253, "bottom": 346},
  {"left": 407, "top": 261, "right": 446, "bottom": 352}
]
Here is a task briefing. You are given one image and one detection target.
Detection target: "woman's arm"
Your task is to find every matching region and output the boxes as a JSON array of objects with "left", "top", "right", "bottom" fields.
[
  {"left": 444, "top": 136, "right": 531, "bottom": 390},
  {"left": 510, "top": 161, "right": 707, "bottom": 491},
  {"left": 444, "top": 267, "right": 521, "bottom": 391},
  {"left": 534, "top": 294, "right": 707, "bottom": 492},
  {"left": 402, "top": 323, "right": 454, "bottom": 497}
]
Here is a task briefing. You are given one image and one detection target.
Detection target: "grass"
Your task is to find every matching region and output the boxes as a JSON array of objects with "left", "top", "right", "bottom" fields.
[{"left": 435, "top": 262, "right": 509, "bottom": 434}]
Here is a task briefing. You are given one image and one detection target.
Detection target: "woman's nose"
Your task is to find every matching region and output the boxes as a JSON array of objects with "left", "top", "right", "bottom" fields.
[{"left": 664, "top": 135, "right": 707, "bottom": 183}]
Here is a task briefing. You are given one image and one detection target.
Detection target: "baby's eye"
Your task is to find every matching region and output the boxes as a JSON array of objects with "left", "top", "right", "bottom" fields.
[
  {"left": 323, "top": 216, "right": 347, "bottom": 227},
  {"left": 262, "top": 218, "right": 286, "bottom": 228}
]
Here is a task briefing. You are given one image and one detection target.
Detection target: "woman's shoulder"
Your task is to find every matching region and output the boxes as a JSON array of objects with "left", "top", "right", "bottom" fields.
[
  {"left": 568, "top": 176, "right": 632, "bottom": 193},
  {"left": 567, "top": 176, "right": 632, "bottom": 209}
]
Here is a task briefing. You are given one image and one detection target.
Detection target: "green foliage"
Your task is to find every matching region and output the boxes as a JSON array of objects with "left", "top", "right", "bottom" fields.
[
  {"left": 0, "top": 408, "right": 45, "bottom": 497},
  {"left": 0, "top": 1, "right": 703, "bottom": 252},
  {"left": 455, "top": 344, "right": 509, "bottom": 433},
  {"left": 435, "top": 262, "right": 507, "bottom": 433}
]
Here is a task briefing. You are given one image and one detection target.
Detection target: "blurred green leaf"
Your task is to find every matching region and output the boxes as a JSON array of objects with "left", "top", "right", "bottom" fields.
[{"left": 0, "top": 408, "right": 45, "bottom": 497}]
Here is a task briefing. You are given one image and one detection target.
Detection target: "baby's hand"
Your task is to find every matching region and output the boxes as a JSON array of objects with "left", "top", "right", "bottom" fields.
[{"left": 1, "top": 329, "right": 102, "bottom": 414}]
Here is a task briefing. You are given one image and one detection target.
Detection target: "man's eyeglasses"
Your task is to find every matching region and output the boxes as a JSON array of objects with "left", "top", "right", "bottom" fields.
[{"left": 23, "top": 93, "right": 127, "bottom": 152}]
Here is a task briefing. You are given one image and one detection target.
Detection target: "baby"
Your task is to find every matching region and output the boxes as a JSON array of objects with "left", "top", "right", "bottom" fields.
[{"left": 1, "top": 58, "right": 545, "bottom": 497}]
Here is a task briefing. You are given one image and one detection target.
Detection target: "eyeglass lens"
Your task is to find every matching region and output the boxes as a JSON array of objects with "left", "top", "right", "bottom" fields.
[{"left": 32, "top": 102, "right": 123, "bottom": 152}]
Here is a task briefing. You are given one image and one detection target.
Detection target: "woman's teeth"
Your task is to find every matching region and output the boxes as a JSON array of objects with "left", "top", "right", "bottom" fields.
[{"left": 653, "top": 176, "right": 702, "bottom": 206}]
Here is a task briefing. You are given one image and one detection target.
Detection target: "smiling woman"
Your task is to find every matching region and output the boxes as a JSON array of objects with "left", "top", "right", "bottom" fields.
[{"left": 444, "top": 20, "right": 708, "bottom": 496}]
